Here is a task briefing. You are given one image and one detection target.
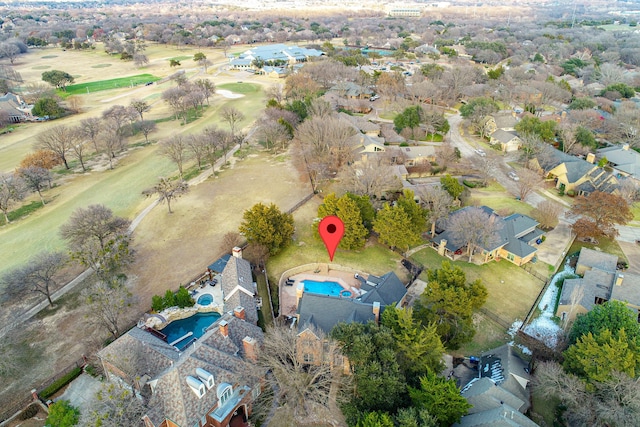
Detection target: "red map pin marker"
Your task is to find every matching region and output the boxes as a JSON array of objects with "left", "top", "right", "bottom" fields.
[{"left": 318, "top": 216, "right": 345, "bottom": 262}]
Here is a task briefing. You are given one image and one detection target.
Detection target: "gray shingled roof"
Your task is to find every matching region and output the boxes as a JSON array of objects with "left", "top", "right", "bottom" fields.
[
  {"left": 221, "top": 256, "right": 258, "bottom": 324},
  {"left": 359, "top": 272, "right": 407, "bottom": 306},
  {"left": 538, "top": 149, "right": 596, "bottom": 184},
  {"left": 454, "top": 403, "right": 540, "bottom": 427},
  {"left": 491, "top": 129, "right": 519, "bottom": 143},
  {"left": 297, "top": 293, "right": 377, "bottom": 333},
  {"left": 597, "top": 145, "right": 640, "bottom": 178},
  {"left": 577, "top": 247, "right": 618, "bottom": 272},
  {"left": 462, "top": 378, "right": 527, "bottom": 414}
]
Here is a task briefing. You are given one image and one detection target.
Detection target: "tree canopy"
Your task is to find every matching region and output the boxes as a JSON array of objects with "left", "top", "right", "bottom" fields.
[
  {"left": 414, "top": 261, "right": 487, "bottom": 349},
  {"left": 239, "top": 202, "right": 294, "bottom": 255},
  {"left": 568, "top": 300, "right": 640, "bottom": 345},
  {"left": 570, "top": 191, "right": 632, "bottom": 238},
  {"left": 439, "top": 174, "right": 464, "bottom": 200},
  {"left": 317, "top": 193, "right": 369, "bottom": 250},
  {"left": 373, "top": 203, "right": 422, "bottom": 253},
  {"left": 41, "top": 70, "right": 74, "bottom": 90},
  {"left": 409, "top": 371, "right": 471, "bottom": 426}
]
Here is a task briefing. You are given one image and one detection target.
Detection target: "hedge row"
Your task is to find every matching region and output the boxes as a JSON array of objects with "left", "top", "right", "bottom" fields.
[{"left": 40, "top": 366, "right": 83, "bottom": 400}]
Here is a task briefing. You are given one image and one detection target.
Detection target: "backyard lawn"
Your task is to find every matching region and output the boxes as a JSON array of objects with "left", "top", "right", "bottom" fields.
[{"left": 410, "top": 248, "right": 546, "bottom": 330}]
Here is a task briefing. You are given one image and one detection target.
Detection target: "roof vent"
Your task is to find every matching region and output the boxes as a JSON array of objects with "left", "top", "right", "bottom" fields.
[
  {"left": 196, "top": 368, "right": 215, "bottom": 389},
  {"left": 186, "top": 376, "right": 206, "bottom": 398}
]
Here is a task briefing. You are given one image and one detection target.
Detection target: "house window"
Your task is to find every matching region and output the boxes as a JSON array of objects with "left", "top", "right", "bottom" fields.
[
  {"left": 507, "top": 253, "right": 515, "bottom": 261},
  {"left": 217, "top": 384, "right": 233, "bottom": 406},
  {"left": 303, "top": 353, "right": 314, "bottom": 363},
  {"left": 594, "top": 297, "right": 607, "bottom": 305}
]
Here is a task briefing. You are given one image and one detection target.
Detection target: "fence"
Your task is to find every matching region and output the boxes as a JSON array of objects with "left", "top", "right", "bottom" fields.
[
  {"left": 479, "top": 307, "right": 512, "bottom": 330},
  {"left": 286, "top": 193, "right": 315, "bottom": 214},
  {"left": 0, "top": 356, "right": 86, "bottom": 424}
]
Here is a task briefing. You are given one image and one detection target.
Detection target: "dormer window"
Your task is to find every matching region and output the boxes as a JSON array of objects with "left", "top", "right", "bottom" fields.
[
  {"left": 186, "top": 376, "right": 206, "bottom": 398},
  {"left": 217, "top": 383, "right": 233, "bottom": 406},
  {"left": 196, "top": 368, "right": 215, "bottom": 390}
]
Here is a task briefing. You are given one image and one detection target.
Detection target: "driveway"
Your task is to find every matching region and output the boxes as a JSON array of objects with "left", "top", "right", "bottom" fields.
[
  {"left": 619, "top": 241, "right": 640, "bottom": 275},
  {"left": 55, "top": 373, "right": 102, "bottom": 408},
  {"left": 535, "top": 222, "right": 574, "bottom": 269}
]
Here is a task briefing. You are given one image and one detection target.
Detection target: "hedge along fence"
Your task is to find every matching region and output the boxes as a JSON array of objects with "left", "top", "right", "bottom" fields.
[{"left": 40, "top": 366, "right": 83, "bottom": 400}]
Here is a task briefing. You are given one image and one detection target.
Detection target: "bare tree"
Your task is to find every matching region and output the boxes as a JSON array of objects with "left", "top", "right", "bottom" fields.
[
  {"left": 256, "top": 118, "right": 289, "bottom": 152},
  {"left": 418, "top": 186, "right": 453, "bottom": 236},
  {"left": 530, "top": 199, "right": 563, "bottom": 229},
  {"left": 101, "top": 130, "right": 124, "bottom": 169},
  {"left": 477, "top": 156, "right": 497, "bottom": 186},
  {"left": 516, "top": 168, "right": 543, "bottom": 201},
  {"left": 617, "top": 177, "right": 639, "bottom": 205},
  {"left": 17, "top": 166, "right": 52, "bottom": 205},
  {"left": 294, "top": 115, "right": 356, "bottom": 171},
  {"left": 129, "top": 99, "right": 150, "bottom": 121},
  {"left": 162, "top": 86, "right": 189, "bottom": 122},
  {"left": 220, "top": 106, "right": 245, "bottom": 141},
  {"left": 558, "top": 122, "right": 578, "bottom": 153},
  {"left": 447, "top": 207, "right": 504, "bottom": 262},
  {"left": 69, "top": 132, "right": 89, "bottom": 172},
  {"left": 266, "top": 83, "right": 285, "bottom": 103},
  {"left": 102, "top": 105, "right": 134, "bottom": 139},
  {"left": 201, "top": 126, "right": 223, "bottom": 169},
  {"left": 435, "top": 142, "right": 459, "bottom": 169},
  {"left": 60, "top": 204, "right": 131, "bottom": 251},
  {"left": 143, "top": 177, "right": 189, "bottom": 213},
  {"left": 0, "top": 174, "right": 26, "bottom": 223},
  {"left": 1, "top": 251, "right": 68, "bottom": 307},
  {"left": 134, "top": 120, "right": 157, "bottom": 143},
  {"left": 563, "top": 284, "right": 585, "bottom": 330},
  {"left": 83, "top": 280, "right": 136, "bottom": 339},
  {"left": 78, "top": 117, "right": 102, "bottom": 153},
  {"left": 0, "top": 43, "right": 20, "bottom": 64},
  {"left": 194, "top": 78, "right": 215, "bottom": 105},
  {"left": 82, "top": 382, "right": 146, "bottom": 427},
  {"left": 337, "top": 157, "right": 402, "bottom": 199},
  {"left": 133, "top": 53, "right": 149, "bottom": 68},
  {"left": 35, "top": 125, "right": 75, "bottom": 169},
  {"left": 221, "top": 231, "right": 244, "bottom": 251},
  {"left": 159, "top": 135, "right": 190, "bottom": 178},
  {"left": 257, "top": 324, "right": 348, "bottom": 426}
]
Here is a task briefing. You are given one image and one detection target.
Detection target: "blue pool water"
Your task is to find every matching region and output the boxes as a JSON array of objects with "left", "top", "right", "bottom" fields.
[
  {"left": 197, "top": 294, "right": 213, "bottom": 306},
  {"left": 303, "top": 280, "right": 348, "bottom": 297},
  {"left": 161, "top": 312, "right": 221, "bottom": 350}
]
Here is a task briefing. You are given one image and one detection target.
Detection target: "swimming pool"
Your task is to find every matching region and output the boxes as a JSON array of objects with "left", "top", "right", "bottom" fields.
[
  {"left": 303, "top": 280, "right": 349, "bottom": 297},
  {"left": 160, "top": 312, "right": 221, "bottom": 350},
  {"left": 197, "top": 294, "right": 213, "bottom": 306}
]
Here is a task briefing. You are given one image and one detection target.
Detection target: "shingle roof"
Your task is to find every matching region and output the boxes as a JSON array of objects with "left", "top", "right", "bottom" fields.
[
  {"left": 597, "top": 145, "right": 640, "bottom": 178},
  {"left": 208, "top": 253, "right": 230, "bottom": 274},
  {"left": 577, "top": 247, "right": 618, "bottom": 272},
  {"left": 297, "top": 293, "right": 377, "bottom": 333},
  {"left": 538, "top": 149, "right": 596, "bottom": 184},
  {"left": 454, "top": 403, "right": 540, "bottom": 427},
  {"left": 359, "top": 272, "right": 407, "bottom": 306},
  {"left": 221, "top": 256, "right": 258, "bottom": 324},
  {"left": 462, "top": 378, "right": 527, "bottom": 414},
  {"left": 491, "top": 129, "right": 519, "bottom": 143}
]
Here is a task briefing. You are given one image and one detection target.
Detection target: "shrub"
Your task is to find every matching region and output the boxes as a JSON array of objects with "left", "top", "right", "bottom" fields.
[
  {"left": 151, "top": 295, "right": 164, "bottom": 312},
  {"left": 19, "top": 404, "right": 39, "bottom": 420},
  {"left": 175, "top": 286, "right": 194, "bottom": 308},
  {"left": 40, "top": 366, "right": 82, "bottom": 399},
  {"left": 45, "top": 400, "right": 79, "bottom": 427},
  {"left": 163, "top": 289, "right": 176, "bottom": 308},
  {"left": 463, "top": 180, "right": 477, "bottom": 188},
  {"left": 566, "top": 189, "right": 575, "bottom": 197}
]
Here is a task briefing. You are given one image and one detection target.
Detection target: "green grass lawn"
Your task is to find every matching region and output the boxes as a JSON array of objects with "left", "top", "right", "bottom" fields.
[
  {"left": 62, "top": 74, "right": 160, "bottom": 96},
  {"left": 170, "top": 55, "right": 193, "bottom": 61},
  {"left": 631, "top": 202, "right": 640, "bottom": 221},
  {"left": 217, "top": 82, "right": 261, "bottom": 94},
  {"left": 0, "top": 145, "right": 175, "bottom": 283},
  {"left": 410, "top": 248, "right": 546, "bottom": 325},
  {"left": 456, "top": 313, "right": 510, "bottom": 356},
  {"left": 567, "top": 237, "right": 628, "bottom": 264},
  {"left": 266, "top": 199, "right": 405, "bottom": 284}
]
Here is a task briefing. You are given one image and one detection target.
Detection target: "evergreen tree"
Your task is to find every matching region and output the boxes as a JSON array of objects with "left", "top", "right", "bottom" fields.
[
  {"left": 317, "top": 193, "right": 369, "bottom": 250},
  {"left": 373, "top": 203, "right": 421, "bottom": 253},
  {"left": 568, "top": 300, "right": 640, "bottom": 345},
  {"left": 396, "top": 189, "right": 428, "bottom": 237},
  {"left": 239, "top": 202, "right": 294, "bottom": 255},
  {"left": 346, "top": 192, "right": 376, "bottom": 230},
  {"left": 439, "top": 175, "right": 464, "bottom": 200},
  {"left": 409, "top": 371, "right": 471, "bottom": 426},
  {"left": 356, "top": 411, "right": 394, "bottom": 427}
]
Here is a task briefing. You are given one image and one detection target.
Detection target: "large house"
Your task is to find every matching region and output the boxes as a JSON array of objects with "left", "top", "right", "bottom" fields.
[
  {"left": 432, "top": 206, "right": 544, "bottom": 266},
  {"left": 99, "top": 311, "right": 264, "bottom": 427},
  {"left": 597, "top": 144, "right": 640, "bottom": 181},
  {"left": 455, "top": 345, "right": 538, "bottom": 427},
  {"left": 530, "top": 147, "right": 619, "bottom": 195},
  {"left": 229, "top": 44, "right": 323, "bottom": 70},
  {"left": 0, "top": 93, "right": 32, "bottom": 123},
  {"left": 556, "top": 247, "right": 640, "bottom": 323},
  {"left": 295, "top": 271, "right": 407, "bottom": 368}
]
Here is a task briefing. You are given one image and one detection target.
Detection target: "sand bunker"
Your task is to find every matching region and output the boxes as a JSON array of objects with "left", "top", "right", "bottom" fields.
[{"left": 216, "top": 89, "right": 244, "bottom": 99}]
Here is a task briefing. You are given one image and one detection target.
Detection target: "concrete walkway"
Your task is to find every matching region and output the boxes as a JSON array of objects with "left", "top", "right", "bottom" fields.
[{"left": 55, "top": 373, "right": 102, "bottom": 407}]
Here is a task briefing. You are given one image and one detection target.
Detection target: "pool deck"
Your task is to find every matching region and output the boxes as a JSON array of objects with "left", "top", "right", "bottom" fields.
[{"left": 280, "top": 269, "right": 363, "bottom": 317}]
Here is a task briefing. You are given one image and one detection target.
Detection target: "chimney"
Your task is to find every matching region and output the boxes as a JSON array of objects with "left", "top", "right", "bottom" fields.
[
  {"left": 31, "top": 389, "right": 39, "bottom": 402},
  {"left": 438, "top": 239, "right": 447, "bottom": 256},
  {"left": 243, "top": 336, "right": 258, "bottom": 362},
  {"left": 372, "top": 301, "right": 380, "bottom": 323},
  {"left": 232, "top": 246, "right": 243, "bottom": 259},
  {"left": 234, "top": 306, "right": 246, "bottom": 320},
  {"left": 616, "top": 274, "right": 624, "bottom": 286},
  {"left": 219, "top": 320, "right": 229, "bottom": 337},
  {"left": 586, "top": 153, "right": 596, "bottom": 164}
]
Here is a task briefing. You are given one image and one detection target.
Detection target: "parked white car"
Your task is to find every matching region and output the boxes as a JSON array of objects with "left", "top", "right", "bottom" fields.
[
  {"left": 508, "top": 171, "right": 520, "bottom": 181},
  {"left": 475, "top": 148, "right": 486, "bottom": 157}
]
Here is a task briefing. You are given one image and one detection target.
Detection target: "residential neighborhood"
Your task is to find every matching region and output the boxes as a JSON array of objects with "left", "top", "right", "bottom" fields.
[{"left": 2, "top": 1, "right": 640, "bottom": 426}]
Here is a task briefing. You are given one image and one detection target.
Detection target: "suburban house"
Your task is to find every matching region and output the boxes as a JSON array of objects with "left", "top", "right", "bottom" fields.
[
  {"left": 455, "top": 345, "right": 538, "bottom": 427},
  {"left": 490, "top": 129, "right": 523, "bottom": 152},
  {"left": 556, "top": 247, "right": 640, "bottom": 323},
  {"left": 221, "top": 248, "right": 259, "bottom": 325},
  {"left": 529, "top": 147, "right": 619, "bottom": 195},
  {"left": 597, "top": 144, "right": 640, "bottom": 181},
  {"left": 329, "top": 82, "right": 374, "bottom": 100},
  {"left": 400, "top": 145, "right": 437, "bottom": 166},
  {"left": 0, "top": 93, "right": 32, "bottom": 123},
  {"left": 482, "top": 113, "right": 518, "bottom": 136},
  {"left": 257, "top": 66, "right": 287, "bottom": 78},
  {"left": 98, "top": 311, "right": 264, "bottom": 427},
  {"left": 229, "top": 44, "right": 323, "bottom": 70},
  {"left": 432, "top": 206, "right": 544, "bottom": 266},
  {"left": 296, "top": 271, "right": 408, "bottom": 334},
  {"left": 295, "top": 271, "right": 408, "bottom": 368}
]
